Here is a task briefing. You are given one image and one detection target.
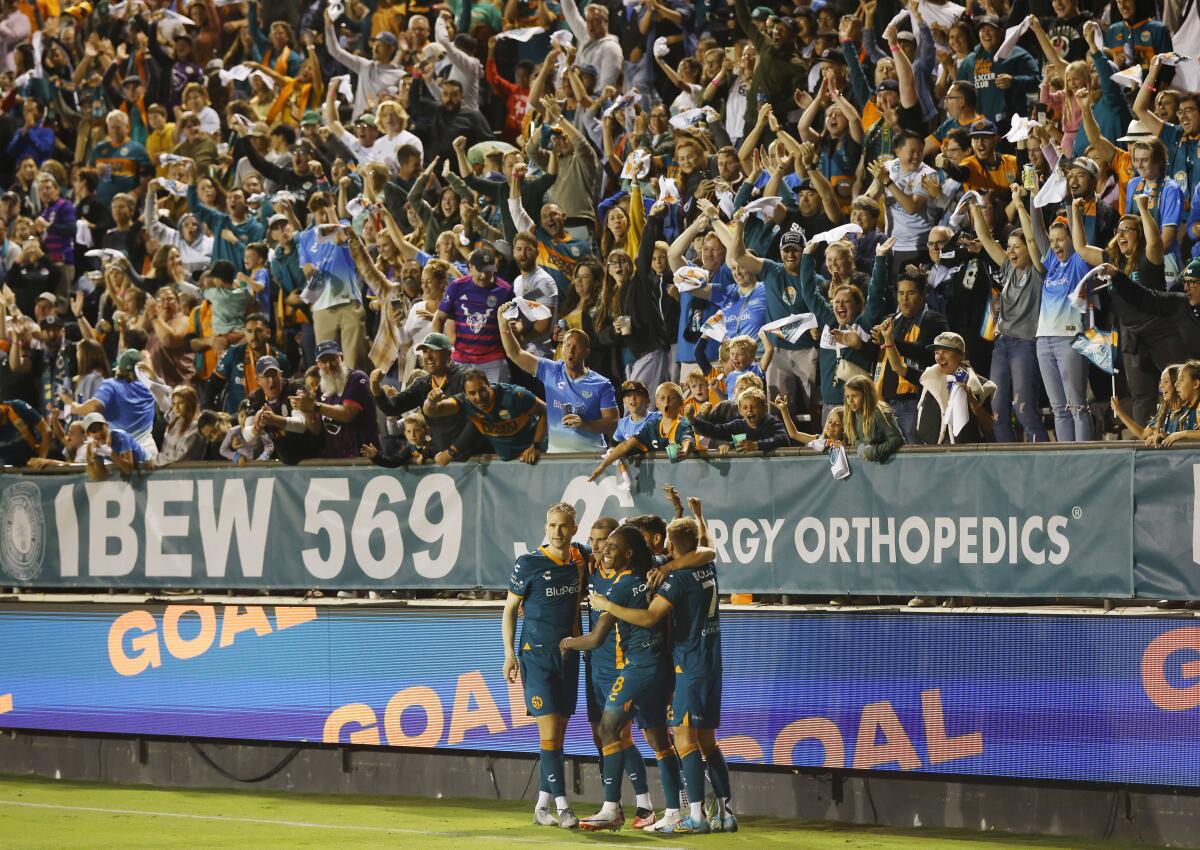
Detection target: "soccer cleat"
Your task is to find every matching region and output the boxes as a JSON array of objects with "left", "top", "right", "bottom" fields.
[
  {"left": 578, "top": 805, "right": 623, "bottom": 832},
  {"left": 656, "top": 814, "right": 710, "bottom": 834},
  {"left": 531, "top": 806, "right": 559, "bottom": 826},
  {"left": 557, "top": 808, "right": 580, "bottom": 829},
  {"left": 645, "top": 810, "right": 681, "bottom": 832},
  {"left": 708, "top": 811, "right": 739, "bottom": 833},
  {"left": 631, "top": 808, "right": 657, "bottom": 829}
]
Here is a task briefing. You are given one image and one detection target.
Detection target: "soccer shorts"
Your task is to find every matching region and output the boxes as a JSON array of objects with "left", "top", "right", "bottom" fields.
[
  {"left": 669, "top": 672, "right": 722, "bottom": 729},
  {"left": 585, "top": 655, "right": 617, "bottom": 725},
  {"left": 520, "top": 649, "right": 580, "bottom": 718},
  {"left": 603, "top": 661, "right": 670, "bottom": 729}
]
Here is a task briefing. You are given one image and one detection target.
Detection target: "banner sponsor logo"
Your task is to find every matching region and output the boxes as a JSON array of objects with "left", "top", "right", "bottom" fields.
[{"left": 0, "top": 481, "right": 46, "bottom": 581}]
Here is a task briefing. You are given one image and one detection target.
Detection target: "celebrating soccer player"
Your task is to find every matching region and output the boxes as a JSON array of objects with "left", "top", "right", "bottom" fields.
[
  {"left": 503, "top": 503, "right": 589, "bottom": 829},
  {"left": 591, "top": 510, "right": 735, "bottom": 833}
]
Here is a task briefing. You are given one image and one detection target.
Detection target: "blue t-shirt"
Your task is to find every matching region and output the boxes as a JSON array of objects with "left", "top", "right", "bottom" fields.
[
  {"left": 297, "top": 225, "right": 360, "bottom": 308},
  {"left": 1037, "top": 251, "right": 1090, "bottom": 337},
  {"left": 724, "top": 363, "right": 764, "bottom": 399},
  {"left": 614, "top": 413, "right": 648, "bottom": 443},
  {"left": 109, "top": 427, "right": 149, "bottom": 463},
  {"left": 677, "top": 265, "right": 735, "bottom": 364},
  {"left": 93, "top": 378, "right": 156, "bottom": 435},
  {"left": 1158, "top": 123, "right": 1200, "bottom": 206},
  {"left": 717, "top": 283, "right": 768, "bottom": 340},
  {"left": 1125, "top": 176, "right": 1184, "bottom": 262},
  {"left": 534, "top": 358, "right": 618, "bottom": 453}
]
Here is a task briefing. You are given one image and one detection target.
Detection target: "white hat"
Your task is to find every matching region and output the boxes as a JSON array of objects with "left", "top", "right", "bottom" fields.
[{"left": 82, "top": 412, "right": 107, "bottom": 430}]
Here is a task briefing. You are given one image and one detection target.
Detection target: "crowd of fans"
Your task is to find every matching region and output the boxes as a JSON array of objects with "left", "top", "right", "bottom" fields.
[{"left": 2, "top": 0, "right": 1200, "bottom": 480}]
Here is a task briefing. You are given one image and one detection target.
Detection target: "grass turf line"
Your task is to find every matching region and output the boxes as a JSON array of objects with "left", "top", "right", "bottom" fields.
[{"left": 0, "top": 775, "right": 1173, "bottom": 850}]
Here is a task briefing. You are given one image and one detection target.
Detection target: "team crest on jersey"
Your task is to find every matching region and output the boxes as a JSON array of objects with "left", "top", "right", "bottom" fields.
[
  {"left": 581, "top": 390, "right": 592, "bottom": 398},
  {"left": 462, "top": 309, "right": 489, "bottom": 335},
  {"left": 1141, "top": 30, "right": 1151, "bottom": 41},
  {"left": 531, "top": 695, "right": 543, "bottom": 709},
  {"left": 500, "top": 410, "right": 511, "bottom": 419},
  {"left": 487, "top": 295, "right": 498, "bottom": 307}
]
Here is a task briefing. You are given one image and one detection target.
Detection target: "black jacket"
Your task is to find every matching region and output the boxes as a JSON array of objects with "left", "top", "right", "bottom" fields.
[
  {"left": 374, "top": 363, "right": 478, "bottom": 454},
  {"left": 1110, "top": 272, "right": 1200, "bottom": 359}
]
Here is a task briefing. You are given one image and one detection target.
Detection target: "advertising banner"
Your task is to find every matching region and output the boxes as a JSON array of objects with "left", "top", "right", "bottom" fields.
[
  {"left": 1, "top": 603, "right": 1198, "bottom": 788},
  {"left": 0, "top": 447, "right": 1160, "bottom": 597}
]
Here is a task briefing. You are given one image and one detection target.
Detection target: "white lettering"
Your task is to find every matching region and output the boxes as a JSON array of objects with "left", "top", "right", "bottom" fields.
[
  {"left": 958, "top": 517, "right": 979, "bottom": 565},
  {"left": 301, "top": 478, "right": 349, "bottom": 580},
  {"left": 86, "top": 481, "right": 137, "bottom": 576},
  {"left": 411, "top": 473, "right": 462, "bottom": 579},
  {"left": 871, "top": 517, "right": 895, "bottom": 563},
  {"left": 898, "top": 517, "right": 930, "bottom": 563},
  {"left": 197, "top": 478, "right": 275, "bottom": 578},
  {"left": 829, "top": 518, "right": 850, "bottom": 563},
  {"left": 732, "top": 518, "right": 759, "bottom": 564},
  {"left": 851, "top": 517, "right": 870, "bottom": 563},
  {"left": 1046, "top": 516, "right": 1069, "bottom": 565},
  {"left": 758, "top": 518, "right": 785, "bottom": 562},
  {"left": 144, "top": 480, "right": 193, "bottom": 577},
  {"left": 708, "top": 519, "right": 731, "bottom": 563},
  {"left": 1020, "top": 516, "right": 1045, "bottom": 565},
  {"left": 1008, "top": 516, "right": 1019, "bottom": 564},
  {"left": 933, "top": 517, "right": 955, "bottom": 564},
  {"left": 794, "top": 518, "right": 825, "bottom": 563},
  {"left": 351, "top": 476, "right": 406, "bottom": 580},
  {"left": 981, "top": 517, "right": 1006, "bottom": 564},
  {"left": 54, "top": 484, "right": 78, "bottom": 577}
]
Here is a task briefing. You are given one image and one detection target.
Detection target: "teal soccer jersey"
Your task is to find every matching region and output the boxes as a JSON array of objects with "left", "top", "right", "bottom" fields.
[
  {"left": 457, "top": 382, "right": 543, "bottom": 460},
  {"left": 602, "top": 570, "right": 670, "bottom": 728},
  {"left": 510, "top": 543, "right": 589, "bottom": 717},
  {"left": 584, "top": 564, "right": 620, "bottom": 723},
  {"left": 633, "top": 413, "right": 694, "bottom": 452},
  {"left": 657, "top": 563, "right": 723, "bottom": 728}
]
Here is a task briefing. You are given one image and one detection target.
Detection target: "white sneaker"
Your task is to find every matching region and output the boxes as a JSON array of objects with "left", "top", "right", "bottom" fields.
[
  {"left": 645, "top": 810, "right": 682, "bottom": 832},
  {"left": 557, "top": 808, "right": 580, "bottom": 829},
  {"left": 532, "top": 806, "right": 558, "bottom": 826}
]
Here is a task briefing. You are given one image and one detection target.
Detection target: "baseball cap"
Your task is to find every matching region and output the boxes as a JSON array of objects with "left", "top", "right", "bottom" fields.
[
  {"left": 469, "top": 248, "right": 497, "bottom": 273},
  {"left": 975, "top": 14, "right": 1002, "bottom": 29},
  {"left": 37, "top": 291, "right": 57, "bottom": 304},
  {"left": 1183, "top": 257, "right": 1200, "bottom": 281},
  {"left": 1069, "top": 157, "right": 1100, "bottom": 179},
  {"left": 416, "top": 332, "right": 454, "bottom": 352},
  {"left": 122, "top": 74, "right": 143, "bottom": 87},
  {"left": 373, "top": 31, "right": 398, "bottom": 46},
  {"left": 969, "top": 119, "right": 999, "bottom": 137},
  {"left": 795, "top": 177, "right": 817, "bottom": 192},
  {"left": 896, "top": 30, "right": 916, "bottom": 42},
  {"left": 315, "top": 339, "right": 342, "bottom": 359},
  {"left": 781, "top": 230, "right": 805, "bottom": 250},
  {"left": 877, "top": 79, "right": 900, "bottom": 93},
  {"left": 255, "top": 355, "right": 283, "bottom": 375},
  {"left": 300, "top": 109, "right": 322, "bottom": 127},
  {"left": 619, "top": 379, "right": 649, "bottom": 398},
  {"left": 268, "top": 213, "right": 289, "bottom": 228},
  {"left": 1118, "top": 118, "right": 1154, "bottom": 143},
  {"left": 82, "top": 412, "right": 107, "bottom": 431},
  {"left": 39, "top": 314, "right": 62, "bottom": 330},
  {"left": 354, "top": 112, "right": 378, "bottom": 127},
  {"left": 928, "top": 331, "right": 967, "bottom": 353},
  {"left": 816, "top": 48, "right": 847, "bottom": 65},
  {"left": 116, "top": 348, "right": 143, "bottom": 374},
  {"left": 248, "top": 121, "right": 270, "bottom": 138},
  {"left": 751, "top": 5, "right": 773, "bottom": 19},
  {"left": 578, "top": 63, "right": 599, "bottom": 77}
]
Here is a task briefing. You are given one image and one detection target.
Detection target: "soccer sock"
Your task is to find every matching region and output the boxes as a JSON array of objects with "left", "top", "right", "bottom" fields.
[
  {"left": 540, "top": 740, "right": 566, "bottom": 801},
  {"left": 635, "top": 793, "right": 653, "bottom": 811},
  {"left": 678, "top": 744, "right": 706, "bottom": 821},
  {"left": 706, "top": 746, "right": 733, "bottom": 812},
  {"left": 654, "top": 747, "right": 683, "bottom": 812},
  {"left": 538, "top": 756, "right": 549, "bottom": 794},
  {"left": 624, "top": 745, "right": 649, "bottom": 796},
  {"left": 601, "top": 741, "right": 626, "bottom": 804},
  {"left": 537, "top": 790, "right": 552, "bottom": 809}
]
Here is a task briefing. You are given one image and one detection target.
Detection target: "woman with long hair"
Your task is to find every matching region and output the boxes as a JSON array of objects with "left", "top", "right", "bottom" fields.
[
  {"left": 156, "top": 385, "right": 205, "bottom": 467},
  {"left": 66, "top": 339, "right": 111, "bottom": 407},
  {"left": 143, "top": 286, "right": 196, "bottom": 388},
  {"left": 1072, "top": 192, "right": 1188, "bottom": 426},
  {"left": 840, "top": 374, "right": 904, "bottom": 461},
  {"left": 1113, "top": 366, "right": 1183, "bottom": 443},
  {"left": 1159, "top": 361, "right": 1200, "bottom": 447},
  {"left": 555, "top": 258, "right": 616, "bottom": 381}
]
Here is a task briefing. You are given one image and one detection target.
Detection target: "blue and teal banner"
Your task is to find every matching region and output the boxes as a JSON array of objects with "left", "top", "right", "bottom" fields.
[
  {"left": 0, "top": 447, "right": 1196, "bottom": 597},
  {"left": 1, "top": 603, "right": 1198, "bottom": 787}
]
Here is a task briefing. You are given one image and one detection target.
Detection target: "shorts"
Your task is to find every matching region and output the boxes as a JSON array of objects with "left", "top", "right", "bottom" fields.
[
  {"left": 584, "top": 655, "right": 617, "bottom": 725},
  {"left": 669, "top": 672, "right": 722, "bottom": 729},
  {"left": 520, "top": 649, "right": 580, "bottom": 718},
  {"left": 603, "top": 662, "right": 671, "bottom": 729}
]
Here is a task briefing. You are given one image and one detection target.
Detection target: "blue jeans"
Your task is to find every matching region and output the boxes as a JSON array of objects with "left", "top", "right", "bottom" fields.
[
  {"left": 1036, "top": 335, "right": 1091, "bottom": 442},
  {"left": 889, "top": 397, "right": 918, "bottom": 444},
  {"left": 992, "top": 335, "right": 1049, "bottom": 443}
]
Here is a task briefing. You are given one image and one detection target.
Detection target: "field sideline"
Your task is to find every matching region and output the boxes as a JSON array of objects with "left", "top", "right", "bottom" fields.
[{"left": 0, "top": 775, "right": 1176, "bottom": 850}]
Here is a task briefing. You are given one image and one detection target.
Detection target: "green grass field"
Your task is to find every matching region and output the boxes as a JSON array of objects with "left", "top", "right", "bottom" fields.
[{"left": 0, "top": 775, "right": 1172, "bottom": 850}]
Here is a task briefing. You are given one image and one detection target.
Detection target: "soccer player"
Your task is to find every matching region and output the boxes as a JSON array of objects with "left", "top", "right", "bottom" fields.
[
  {"left": 503, "top": 503, "right": 589, "bottom": 829},
  {"left": 581, "top": 517, "right": 657, "bottom": 830},
  {"left": 560, "top": 525, "right": 680, "bottom": 833},
  {"left": 591, "top": 512, "right": 736, "bottom": 833}
]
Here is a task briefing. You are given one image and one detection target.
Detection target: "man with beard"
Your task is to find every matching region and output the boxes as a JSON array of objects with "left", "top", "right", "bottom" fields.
[
  {"left": 247, "top": 355, "right": 324, "bottom": 463},
  {"left": 870, "top": 271, "right": 947, "bottom": 443},
  {"left": 508, "top": 231, "right": 559, "bottom": 357},
  {"left": 186, "top": 163, "right": 264, "bottom": 273},
  {"left": 1134, "top": 65, "right": 1200, "bottom": 212},
  {"left": 298, "top": 340, "right": 379, "bottom": 459},
  {"left": 1056, "top": 157, "right": 1117, "bottom": 248},
  {"left": 417, "top": 79, "right": 493, "bottom": 164},
  {"left": 371, "top": 332, "right": 478, "bottom": 455}
]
